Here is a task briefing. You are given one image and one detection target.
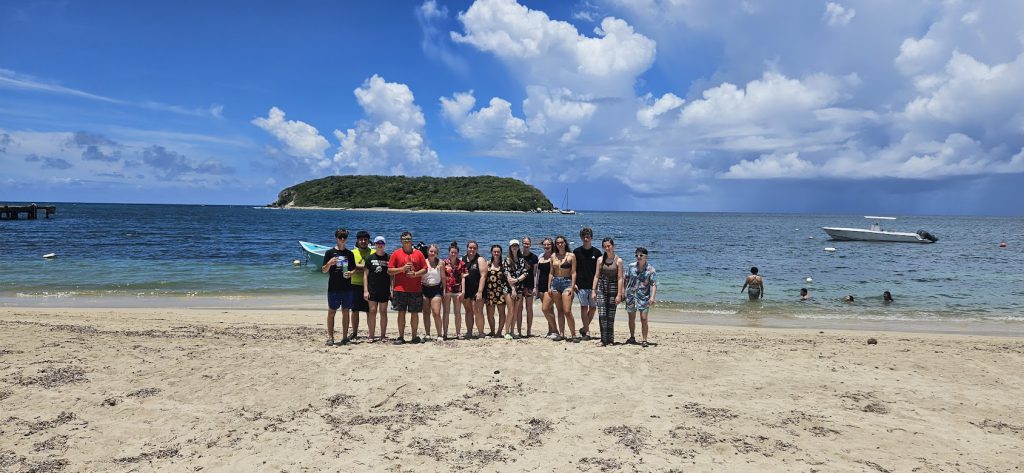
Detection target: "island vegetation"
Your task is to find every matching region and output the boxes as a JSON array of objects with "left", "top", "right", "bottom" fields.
[{"left": 271, "top": 175, "right": 554, "bottom": 212}]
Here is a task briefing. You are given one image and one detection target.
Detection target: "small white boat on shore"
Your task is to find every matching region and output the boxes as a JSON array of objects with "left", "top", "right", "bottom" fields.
[{"left": 822, "top": 216, "right": 938, "bottom": 243}]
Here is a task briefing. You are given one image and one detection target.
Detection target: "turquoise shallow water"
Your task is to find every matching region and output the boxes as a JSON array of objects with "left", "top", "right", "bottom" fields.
[{"left": 1, "top": 203, "right": 1022, "bottom": 322}]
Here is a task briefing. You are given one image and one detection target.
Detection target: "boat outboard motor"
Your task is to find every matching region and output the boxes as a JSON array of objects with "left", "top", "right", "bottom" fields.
[{"left": 917, "top": 230, "right": 938, "bottom": 242}]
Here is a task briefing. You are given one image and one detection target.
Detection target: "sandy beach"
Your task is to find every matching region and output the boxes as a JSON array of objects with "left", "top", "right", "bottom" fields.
[{"left": 2, "top": 307, "right": 1023, "bottom": 472}]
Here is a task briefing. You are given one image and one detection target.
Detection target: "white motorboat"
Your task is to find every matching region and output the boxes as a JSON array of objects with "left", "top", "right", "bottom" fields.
[{"left": 822, "top": 216, "right": 938, "bottom": 243}]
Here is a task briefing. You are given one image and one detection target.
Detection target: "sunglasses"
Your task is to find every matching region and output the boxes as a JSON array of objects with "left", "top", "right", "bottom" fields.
[
  {"left": 401, "top": 238, "right": 413, "bottom": 242},
  {"left": 636, "top": 254, "right": 646, "bottom": 258}
]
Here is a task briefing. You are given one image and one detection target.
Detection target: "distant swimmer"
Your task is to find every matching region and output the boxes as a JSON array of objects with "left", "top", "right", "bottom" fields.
[
  {"left": 842, "top": 295, "right": 855, "bottom": 303},
  {"left": 883, "top": 291, "right": 893, "bottom": 303},
  {"left": 741, "top": 266, "right": 764, "bottom": 300},
  {"left": 800, "top": 288, "right": 810, "bottom": 301}
]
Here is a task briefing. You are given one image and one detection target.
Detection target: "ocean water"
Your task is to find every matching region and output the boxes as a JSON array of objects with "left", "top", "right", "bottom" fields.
[{"left": 1, "top": 203, "right": 1022, "bottom": 323}]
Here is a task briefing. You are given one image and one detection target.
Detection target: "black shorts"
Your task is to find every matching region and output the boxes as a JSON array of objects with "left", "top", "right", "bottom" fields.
[
  {"left": 367, "top": 291, "right": 391, "bottom": 303},
  {"left": 352, "top": 294, "right": 370, "bottom": 312},
  {"left": 392, "top": 291, "right": 423, "bottom": 312},
  {"left": 423, "top": 284, "right": 443, "bottom": 299}
]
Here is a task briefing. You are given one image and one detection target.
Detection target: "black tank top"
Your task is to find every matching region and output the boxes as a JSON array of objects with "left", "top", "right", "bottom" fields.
[
  {"left": 463, "top": 254, "right": 481, "bottom": 283},
  {"left": 537, "top": 260, "right": 551, "bottom": 287}
]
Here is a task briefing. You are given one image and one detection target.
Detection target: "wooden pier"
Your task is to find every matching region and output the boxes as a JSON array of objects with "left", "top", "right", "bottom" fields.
[{"left": 0, "top": 204, "right": 56, "bottom": 220}]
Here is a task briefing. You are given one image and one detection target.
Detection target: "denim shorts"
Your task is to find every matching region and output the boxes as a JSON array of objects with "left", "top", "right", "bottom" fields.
[
  {"left": 327, "top": 290, "right": 354, "bottom": 310},
  {"left": 551, "top": 276, "right": 572, "bottom": 294},
  {"left": 577, "top": 289, "right": 595, "bottom": 307}
]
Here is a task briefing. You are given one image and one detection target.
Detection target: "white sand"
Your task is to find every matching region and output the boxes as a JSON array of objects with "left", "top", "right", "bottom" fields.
[{"left": 1, "top": 306, "right": 1022, "bottom": 472}]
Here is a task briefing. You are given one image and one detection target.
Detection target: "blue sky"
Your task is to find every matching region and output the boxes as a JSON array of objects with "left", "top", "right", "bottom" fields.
[{"left": 2, "top": 0, "right": 1023, "bottom": 215}]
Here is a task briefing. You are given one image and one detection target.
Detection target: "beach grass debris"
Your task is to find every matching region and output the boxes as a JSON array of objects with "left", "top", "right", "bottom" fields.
[
  {"left": 578, "top": 456, "right": 623, "bottom": 472},
  {"left": 518, "top": 417, "right": 554, "bottom": 447},
  {"left": 13, "top": 366, "right": 88, "bottom": 389},
  {"left": 126, "top": 387, "right": 162, "bottom": 399},
  {"left": 602, "top": 425, "right": 649, "bottom": 454},
  {"left": 26, "top": 412, "right": 76, "bottom": 434},
  {"left": 113, "top": 448, "right": 180, "bottom": 464},
  {"left": 325, "top": 393, "right": 355, "bottom": 408}
]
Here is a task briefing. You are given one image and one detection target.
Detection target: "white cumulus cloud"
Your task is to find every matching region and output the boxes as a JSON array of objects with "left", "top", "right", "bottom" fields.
[
  {"left": 251, "top": 107, "right": 330, "bottom": 163},
  {"left": 823, "top": 2, "right": 855, "bottom": 27},
  {"left": 332, "top": 75, "right": 442, "bottom": 175}
]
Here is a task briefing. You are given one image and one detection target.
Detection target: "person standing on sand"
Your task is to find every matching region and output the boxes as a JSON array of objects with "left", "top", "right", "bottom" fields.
[
  {"left": 463, "top": 241, "right": 487, "bottom": 339},
  {"left": 388, "top": 231, "right": 427, "bottom": 345},
  {"left": 363, "top": 236, "right": 391, "bottom": 342},
  {"left": 536, "top": 238, "right": 557, "bottom": 338},
  {"left": 484, "top": 244, "right": 508, "bottom": 337},
  {"left": 520, "top": 236, "right": 539, "bottom": 338},
  {"left": 591, "top": 237, "right": 624, "bottom": 347},
  {"left": 421, "top": 244, "right": 446, "bottom": 342},
  {"left": 574, "top": 227, "right": 602, "bottom": 340},
  {"left": 741, "top": 266, "right": 764, "bottom": 300},
  {"left": 503, "top": 239, "right": 527, "bottom": 340},
  {"left": 625, "top": 247, "right": 657, "bottom": 348},
  {"left": 350, "top": 230, "right": 372, "bottom": 340},
  {"left": 322, "top": 229, "right": 356, "bottom": 346},
  {"left": 549, "top": 235, "right": 579, "bottom": 342},
  {"left": 442, "top": 242, "right": 466, "bottom": 340}
]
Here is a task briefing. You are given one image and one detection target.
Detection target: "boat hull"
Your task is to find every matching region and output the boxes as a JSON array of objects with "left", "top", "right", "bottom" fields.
[
  {"left": 299, "top": 241, "right": 330, "bottom": 268},
  {"left": 821, "top": 227, "right": 933, "bottom": 243}
]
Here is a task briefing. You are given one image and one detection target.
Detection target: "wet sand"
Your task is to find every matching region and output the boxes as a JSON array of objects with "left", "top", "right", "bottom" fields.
[{"left": 1, "top": 307, "right": 1022, "bottom": 472}]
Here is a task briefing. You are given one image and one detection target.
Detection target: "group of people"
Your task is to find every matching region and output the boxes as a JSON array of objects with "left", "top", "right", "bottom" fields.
[
  {"left": 320, "top": 228, "right": 658, "bottom": 348},
  {"left": 741, "top": 266, "right": 894, "bottom": 303}
]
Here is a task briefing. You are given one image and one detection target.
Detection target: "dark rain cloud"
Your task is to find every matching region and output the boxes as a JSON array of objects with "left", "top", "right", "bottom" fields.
[
  {"left": 71, "top": 131, "right": 118, "bottom": 148},
  {"left": 82, "top": 144, "right": 119, "bottom": 162},
  {"left": 141, "top": 145, "right": 233, "bottom": 178},
  {"left": 25, "top": 154, "right": 73, "bottom": 170}
]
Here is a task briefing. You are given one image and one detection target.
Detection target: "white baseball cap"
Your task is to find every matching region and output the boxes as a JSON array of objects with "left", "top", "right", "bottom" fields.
[{"left": 509, "top": 239, "right": 520, "bottom": 246}]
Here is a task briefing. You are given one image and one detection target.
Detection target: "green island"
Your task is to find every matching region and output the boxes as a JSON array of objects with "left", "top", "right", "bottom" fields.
[{"left": 271, "top": 175, "right": 554, "bottom": 212}]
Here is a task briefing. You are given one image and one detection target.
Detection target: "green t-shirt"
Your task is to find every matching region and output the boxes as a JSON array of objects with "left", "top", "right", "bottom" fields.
[{"left": 351, "top": 246, "right": 372, "bottom": 285}]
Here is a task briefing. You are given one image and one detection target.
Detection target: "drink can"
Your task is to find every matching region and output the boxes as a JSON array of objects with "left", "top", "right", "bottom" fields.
[{"left": 337, "top": 256, "right": 346, "bottom": 268}]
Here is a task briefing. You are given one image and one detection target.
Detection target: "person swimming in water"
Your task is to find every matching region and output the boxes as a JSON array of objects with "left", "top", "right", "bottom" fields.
[
  {"left": 800, "top": 288, "right": 810, "bottom": 301},
  {"left": 883, "top": 291, "right": 893, "bottom": 303},
  {"left": 741, "top": 266, "right": 764, "bottom": 300},
  {"left": 843, "top": 295, "right": 855, "bottom": 303}
]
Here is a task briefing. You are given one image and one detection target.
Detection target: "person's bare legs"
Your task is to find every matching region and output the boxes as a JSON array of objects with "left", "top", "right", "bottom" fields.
[
  {"left": 442, "top": 295, "right": 451, "bottom": 339},
  {"left": 541, "top": 292, "right": 556, "bottom": 335},
  {"left": 326, "top": 308, "right": 337, "bottom": 342},
  {"left": 627, "top": 310, "right": 637, "bottom": 341},
  {"left": 486, "top": 301, "right": 497, "bottom": 335},
  {"left": 378, "top": 302, "right": 388, "bottom": 341},
  {"left": 486, "top": 303, "right": 496, "bottom": 336},
  {"left": 504, "top": 294, "right": 517, "bottom": 335},
  {"left": 431, "top": 297, "right": 443, "bottom": 338},
  {"left": 561, "top": 289, "right": 577, "bottom": 339},
  {"left": 497, "top": 304, "right": 508, "bottom": 336},
  {"left": 396, "top": 310, "right": 407, "bottom": 341},
  {"left": 474, "top": 298, "right": 486, "bottom": 337},
  {"left": 452, "top": 295, "right": 463, "bottom": 337},
  {"left": 462, "top": 297, "right": 476, "bottom": 336},
  {"left": 350, "top": 309, "right": 360, "bottom": 339},
  {"left": 581, "top": 305, "right": 596, "bottom": 338},
  {"left": 524, "top": 293, "right": 534, "bottom": 336},
  {"left": 640, "top": 311, "right": 649, "bottom": 343},
  {"left": 340, "top": 308, "right": 350, "bottom": 341},
  {"left": 410, "top": 310, "right": 420, "bottom": 341},
  {"left": 367, "top": 303, "right": 378, "bottom": 340}
]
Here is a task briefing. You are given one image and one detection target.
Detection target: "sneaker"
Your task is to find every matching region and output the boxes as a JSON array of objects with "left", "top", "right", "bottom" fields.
[
  {"left": 641, "top": 341, "right": 649, "bottom": 348},
  {"left": 552, "top": 335, "right": 564, "bottom": 342},
  {"left": 625, "top": 336, "right": 637, "bottom": 345},
  {"left": 504, "top": 333, "right": 514, "bottom": 340},
  {"left": 571, "top": 337, "right": 582, "bottom": 343},
  {"left": 411, "top": 336, "right": 423, "bottom": 344},
  {"left": 325, "top": 338, "right": 335, "bottom": 346},
  {"left": 336, "top": 338, "right": 350, "bottom": 346},
  {"left": 546, "top": 333, "right": 557, "bottom": 339},
  {"left": 349, "top": 333, "right": 359, "bottom": 340},
  {"left": 393, "top": 337, "right": 406, "bottom": 345}
]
